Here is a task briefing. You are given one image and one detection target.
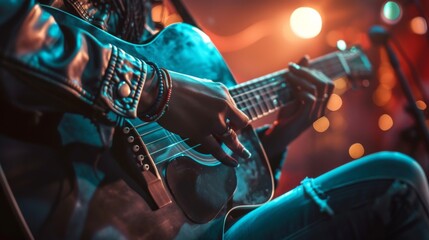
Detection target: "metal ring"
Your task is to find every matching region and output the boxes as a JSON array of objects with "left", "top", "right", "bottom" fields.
[{"left": 220, "top": 127, "right": 234, "bottom": 138}]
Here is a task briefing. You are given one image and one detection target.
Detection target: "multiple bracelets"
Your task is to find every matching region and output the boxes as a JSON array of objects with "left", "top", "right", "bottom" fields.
[{"left": 140, "top": 62, "right": 173, "bottom": 122}]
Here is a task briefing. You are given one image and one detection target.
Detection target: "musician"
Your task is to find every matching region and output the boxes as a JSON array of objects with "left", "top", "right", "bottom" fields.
[{"left": 1, "top": 0, "right": 428, "bottom": 239}]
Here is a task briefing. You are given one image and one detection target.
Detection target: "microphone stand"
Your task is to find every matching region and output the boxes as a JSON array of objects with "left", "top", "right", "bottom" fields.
[
  {"left": 369, "top": 26, "right": 429, "bottom": 156},
  {"left": 386, "top": 43, "right": 429, "bottom": 151}
]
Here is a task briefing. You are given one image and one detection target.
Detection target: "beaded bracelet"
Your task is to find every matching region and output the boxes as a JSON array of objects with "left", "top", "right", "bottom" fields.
[
  {"left": 140, "top": 61, "right": 164, "bottom": 122},
  {"left": 140, "top": 62, "right": 172, "bottom": 122}
]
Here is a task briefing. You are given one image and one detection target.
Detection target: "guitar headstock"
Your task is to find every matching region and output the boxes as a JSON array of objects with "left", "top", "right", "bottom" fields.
[{"left": 339, "top": 46, "right": 373, "bottom": 88}]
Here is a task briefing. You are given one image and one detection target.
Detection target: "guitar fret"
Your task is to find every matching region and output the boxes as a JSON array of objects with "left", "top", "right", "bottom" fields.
[
  {"left": 230, "top": 48, "right": 371, "bottom": 122},
  {"left": 256, "top": 83, "right": 270, "bottom": 114},
  {"left": 245, "top": 87, "right": 263, "bottom": 117}
]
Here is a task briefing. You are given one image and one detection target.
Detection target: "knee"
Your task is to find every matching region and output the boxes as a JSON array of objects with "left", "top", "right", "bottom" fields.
[{"left": 362, "top": 151, "right": 427, "bottom": 192}]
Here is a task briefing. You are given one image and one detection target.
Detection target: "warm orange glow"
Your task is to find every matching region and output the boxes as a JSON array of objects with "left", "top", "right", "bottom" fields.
[
  {"left": 373, "top": 86, "right": 392, "bottom": 106},
  {"left": 327, "top": 94, "right": 343, "bottom": 111},
  {"left": 326, "top": 30, "right": 343, "bottom": 47},
  {"left": 290, "top": 7, "right": 322, "bottom": 39},
  {"left": 152, "top": 5, "right": 168, "bottom": 23},
  {"left": 379, "top": 70, "right": 396, "bottom": 89},
  {"left": 334, "top": 77, "right": 348, "bottom": 95},
  {"left": 416, "top": 100, "right": 427, "bottom": 110},
  {"left": 349, "top": 143, "right": 365, "bottom": 159},
  {"left": 164, "top": 13, "right": 183, "bottom": 26},
  {"left": 410, "top": 17, "right": 428, "bottom": 35},
  {"left": 313, "top": 116, "right": 330, "bottom": 133},
  {"left": 378, "top": 114, "right": 394, "bottom": 131}
]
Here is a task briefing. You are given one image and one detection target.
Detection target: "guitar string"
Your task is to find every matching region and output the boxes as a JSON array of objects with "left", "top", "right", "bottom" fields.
[
  {"left": 156, "top": 143, "right": 203, "bottom": 164},
  {"left": 229, "top": 54, "right": 344, "bottom": 95},
  {"left": 231, "top": 61, "right": 345, "bottom": 106},
  {"left": 132, "top": 58, "right": 345, "bottom": 130},
  {"left": 148, "top": 137, "right": 190, "bottom": 155},
  {"left": 138, "top": 85, "right": 288, "bottom": 147},
  {"left": 132, "top": 83, "right": 284, "bottom": 131},
  {"left": 137, "top": 62, "right": 347, "bottom": 152},
  {"left": 233, "top": 82, "right": 285, "bottom": 105},
  {"left": 140, "top": 126, "right": 164, "bottom": 137},
  {"left": 231, "top": 79, "right": 283, "bottom": 98},
  {"left": 137, "top": 87, "right": 285, "bottom": 160},
  {"left": 144, "top": 134, "right": 171, "bottom": 146},
  {"left": 135, "top": 58, "right": 349, "bottom": 161}
]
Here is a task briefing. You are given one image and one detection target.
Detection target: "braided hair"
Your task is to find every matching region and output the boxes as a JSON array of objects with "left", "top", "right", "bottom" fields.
[
  {"left": 108, "top": 0, "right": 151, "bottom": 42},
  {"left": 88, "top": 0, "right": 155, "bottom": 43}
]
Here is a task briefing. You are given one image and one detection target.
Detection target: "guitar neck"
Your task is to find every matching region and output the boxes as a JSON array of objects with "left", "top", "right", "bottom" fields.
[{"left": 229, "top": 51, "right": 351, "bottom": 121}]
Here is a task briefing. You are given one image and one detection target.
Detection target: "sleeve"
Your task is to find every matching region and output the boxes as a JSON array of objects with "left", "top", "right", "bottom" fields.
[{"left": 0, "top": 0, "right": 149, "bottom": 120}]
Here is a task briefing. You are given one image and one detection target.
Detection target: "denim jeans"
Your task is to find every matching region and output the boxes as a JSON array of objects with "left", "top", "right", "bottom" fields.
[{"left": 225, "top": 152, "right": 429, "bottom": 240}]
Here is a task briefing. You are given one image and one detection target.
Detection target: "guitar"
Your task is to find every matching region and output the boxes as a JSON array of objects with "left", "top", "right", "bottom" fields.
[{"left": 0, "top": 5, "right": 372, "bottom": 240}]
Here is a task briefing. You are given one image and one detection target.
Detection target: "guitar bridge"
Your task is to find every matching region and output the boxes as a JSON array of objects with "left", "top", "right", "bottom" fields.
[{"left": 120, "top": 120, "right": 172, "bottom": 209}]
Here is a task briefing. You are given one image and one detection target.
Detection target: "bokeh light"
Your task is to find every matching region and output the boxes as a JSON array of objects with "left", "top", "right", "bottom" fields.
[
  {"left": 349, "top": 143, "right": 365, "bottom": 159},
  {"left": 290, "top": 7, "right": 322, "bottom": 39},
  {"left": 416, "top": 100, "right": 427, "bottom": 110},
  {"left": 381, "top": 1, "right": 402, "bottom": 24},
  {"left": 313, "top": 116, "right": 330, "bottom": 133},
  {"left": 327, "top": 94, "right": 343, "bottom": 111},
  {"left": 334, "top": 77, "right": 348, "bottom": 95},
  {"left": 336, "top": 40, "right": 347, "bottom": 51},
  {"left": 378, "top": 114, "right": 394, "bottom": 131},
  {"left": 410, "top": 17, "right": 428, "bottom": 35}
]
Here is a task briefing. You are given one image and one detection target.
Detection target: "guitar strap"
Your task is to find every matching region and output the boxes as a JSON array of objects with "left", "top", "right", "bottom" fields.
[{"left": 0, "top": 150, "right": 34, "bottom": 240}]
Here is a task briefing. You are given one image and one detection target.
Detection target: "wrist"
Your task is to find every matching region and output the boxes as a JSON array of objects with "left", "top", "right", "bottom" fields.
[
  {"left": 138, "top": 62, "right": 173, "bottom": 121},
  {"left": 138, "top": 62, "right": 160, "bottom": 114}
]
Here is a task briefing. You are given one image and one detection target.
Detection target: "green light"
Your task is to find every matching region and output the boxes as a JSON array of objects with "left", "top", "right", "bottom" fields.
[{"left": 382, "top": 1, "right": 402, "bottom": 24}]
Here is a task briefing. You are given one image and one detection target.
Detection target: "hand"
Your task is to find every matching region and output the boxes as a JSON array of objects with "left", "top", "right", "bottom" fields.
[
  {"left": 139, "top": 70, "right": 251, "bottom": 167},
  {"left": 260, "top": 56, "right": 334, "bottom": 158}
]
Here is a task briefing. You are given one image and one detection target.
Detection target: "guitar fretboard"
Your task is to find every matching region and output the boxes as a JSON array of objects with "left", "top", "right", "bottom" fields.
[{"left": 229, "top": 51, "right": 351, "bottom": 121}]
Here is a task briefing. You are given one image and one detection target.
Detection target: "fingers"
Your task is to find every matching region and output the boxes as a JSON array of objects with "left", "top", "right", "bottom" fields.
[
  {"left": 227, "top": 106, "right": 250, "bottom": 131},
  {"left": 287, "top": 70, "right": 317, "bottom": 96},
  {"left": 200, "top": 135, "right": 240, "bottom": 167},
  {"left": 297, "top": 55, "right": 310, "bottom": 67},
  {"left": 297, "top": 91, "right": 319, "bottom": 123},
  {"left": 217, "top": 126, "right": 252, "bottom": 159},
  {"left": 289, "top": 62, "right": 334, "bottom": 99}
]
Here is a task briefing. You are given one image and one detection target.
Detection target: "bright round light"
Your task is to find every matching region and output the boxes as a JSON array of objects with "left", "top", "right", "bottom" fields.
[
  {"left": 410, "top": 17, "right": 428, "bottom": 35},
  {"left": 327, "top": 94, "right": 343, "bottom": 111},
  {"left": 336, "top": 40, "right": 347, "bottom": 51},
  {"left": 378, "top": 114, "right": 394, "bottom": 131},
  {"left": 349, "top": 143, "right": 365, "bottom": 159},
  {"left": 381, "top": 1, "right": 402, "bottom": 24},
  {"left": 312, "top": 116, "right": 330, "bottom": 133},
  {"left": 290, "top": 7, "right": 322, "bottom": 39}
]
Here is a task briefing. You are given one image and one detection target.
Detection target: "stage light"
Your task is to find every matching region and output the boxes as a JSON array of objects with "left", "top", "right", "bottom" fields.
[
  {"left": 290, "top": 7, "right": 322, "bottom": 39},
  {"left": 410, "top": 17, "right": 428, "bottom": 35},
  {"left": 381, "top": 1, "right": 402, "bottom": 24},
  {"left": 336, "top": 40, "right": 347, "bottom": 51},
  {"left": 327, "top": 93, "right": 343, "bottom": 111},
  {"left": 313, "top": 116, "right": 330, "bottom": 133},
  {"left": 349, "top": 143, "right": 364, "bottom": 159},
  {"left": 378, "top": 114, "right": 394, "bottom": 131}
]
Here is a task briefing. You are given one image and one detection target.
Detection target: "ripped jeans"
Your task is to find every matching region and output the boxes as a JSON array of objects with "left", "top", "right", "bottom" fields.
[{"left": 225, "top": 152, "right": 429, "bottom": 240}]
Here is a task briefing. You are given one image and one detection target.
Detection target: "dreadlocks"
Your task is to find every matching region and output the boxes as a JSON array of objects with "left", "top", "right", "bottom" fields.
[{"left": 107, "top": 0, "right": 151, "bottom": 42}]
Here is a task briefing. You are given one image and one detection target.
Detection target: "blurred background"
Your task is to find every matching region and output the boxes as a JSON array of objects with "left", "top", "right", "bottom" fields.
[{"left": 157, "top": 0, "right": 429, "bottom": 196}]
